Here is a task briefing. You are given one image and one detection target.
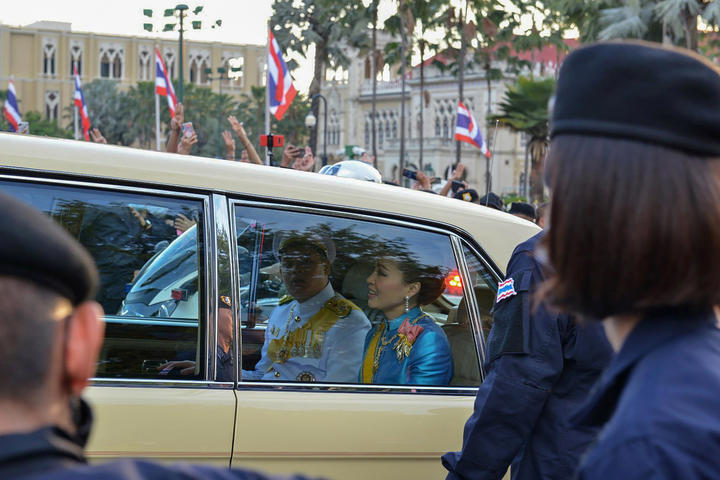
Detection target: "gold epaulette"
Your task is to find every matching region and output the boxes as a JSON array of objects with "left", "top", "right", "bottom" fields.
[
  {"left": 323, "top": 295, "right": 359, "bottom": 318},
  {"left": 278, "top": 295, "right": 295, "bottom": 306}
]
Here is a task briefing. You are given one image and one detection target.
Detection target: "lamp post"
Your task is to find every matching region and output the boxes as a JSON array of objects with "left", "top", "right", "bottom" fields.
[
  {"left": 142, "top": 5, "right": 222, "bottom": 103},
  {"left": 205, "top": 66, "right": 229, "bottom": 158},
  {"left": 305, "top": 93, "right": 327, "bottom": 167}
]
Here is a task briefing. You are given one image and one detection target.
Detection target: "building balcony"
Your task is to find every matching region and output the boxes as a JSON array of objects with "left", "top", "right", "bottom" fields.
[{"left": 359, "top": 79, "right": 411, "bottom": 98}]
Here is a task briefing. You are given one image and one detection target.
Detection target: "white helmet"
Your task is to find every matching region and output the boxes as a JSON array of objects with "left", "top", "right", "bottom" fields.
[{"left": 318, "top": 160, "right": 382, "bottom": 183}]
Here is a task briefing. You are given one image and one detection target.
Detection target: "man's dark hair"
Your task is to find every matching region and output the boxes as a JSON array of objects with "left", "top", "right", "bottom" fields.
[
  {"left": 542, "top": 135, "right": 720, "bottom": 319},
  {"left": 0, "top": 276, "right": 63, "bottom": 402}
]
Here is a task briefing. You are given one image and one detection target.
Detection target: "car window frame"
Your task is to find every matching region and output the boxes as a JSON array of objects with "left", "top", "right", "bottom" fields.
[
  {"left": 228, "top": 197, "right": 504, "bottom": 396},
  {"left": 0, "top": 172, "right": 222, "bottom": 388}
]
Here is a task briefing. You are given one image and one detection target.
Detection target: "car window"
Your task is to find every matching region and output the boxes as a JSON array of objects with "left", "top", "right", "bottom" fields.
[
  {"left": 233, "top": 204, "right": 483, "bottom": 388},
  {"left": 0, "top": 180, "right": 205, "bottom": 380}
]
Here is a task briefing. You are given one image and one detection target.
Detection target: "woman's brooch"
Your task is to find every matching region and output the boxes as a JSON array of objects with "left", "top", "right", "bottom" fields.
[{"left": 393, "top": 318, "right": 424, "bottom": 361}]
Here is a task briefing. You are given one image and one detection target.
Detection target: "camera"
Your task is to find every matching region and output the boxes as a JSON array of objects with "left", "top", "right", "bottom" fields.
[{"left": 402, "top": 168, "right": 418, "bottom": 180}]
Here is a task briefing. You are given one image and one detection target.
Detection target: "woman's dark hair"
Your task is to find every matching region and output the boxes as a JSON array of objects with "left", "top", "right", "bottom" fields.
[
  {"left": 396, "top": 260, "right": 446, "bottom": 306},
  {"left": 541, "top": 135, "right": 720, "bottom": 319}
]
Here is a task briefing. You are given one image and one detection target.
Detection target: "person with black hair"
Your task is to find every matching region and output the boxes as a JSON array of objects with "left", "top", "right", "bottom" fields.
[
  {"left": 542, "top": 40, "right": 720, "bottom": 480},
  {"left": 360, "top": 250, "right": 453, "bottom": 386}
]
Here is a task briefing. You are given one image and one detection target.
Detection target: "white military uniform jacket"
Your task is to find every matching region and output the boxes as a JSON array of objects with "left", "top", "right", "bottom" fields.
[{"left": 242, "top": 283, "right": 371, "bottom": 382}]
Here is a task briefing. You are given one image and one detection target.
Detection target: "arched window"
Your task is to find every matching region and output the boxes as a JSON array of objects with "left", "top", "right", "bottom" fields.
[
  {"left": 70, "top": 41, "right": 83, "bottom": 76},
  {"left": 99, "top": 45, "right": 124, "bottom": 79},
  {"left": 164, "top": 50, "right": 176, "bottom": 79},
  {"left": 189, "top": 50, "right": 211, "bottom": 85},
  {"left": 443, "top": 117, "right": 449, "bottom": 139},
  {"left": 45, "top": 91, "right": 59, "bottom": 121},
  {"left": 138, "top": 46, "right": 152, "bottom": 81},
  {"left": 43, "top": 39, "right": 57, "bottom": 76},
  {"left": 364, "top": 119, "right": 370, "bottom": 147}
]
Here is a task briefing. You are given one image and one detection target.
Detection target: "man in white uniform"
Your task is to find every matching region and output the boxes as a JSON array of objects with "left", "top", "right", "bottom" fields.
[{"left": 241, "top": 232, "right": 370, "bottom": 383}]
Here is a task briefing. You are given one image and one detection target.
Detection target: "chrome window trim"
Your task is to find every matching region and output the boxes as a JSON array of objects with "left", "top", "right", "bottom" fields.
[
  {"left": 450, "top": 235, "right": 486, "bottom": 381},
  {"left": 0, "top": 173, "right": 217, "bottom": 386},
  {"left": 229, "top": 198, "right": 496, "bottom": 254},
  {"left": 211, "top": 193, "right": 236, "bottom": 385},
  {"left": 90, "top": 378, "right": 234, "bottom": 389},
  {"left": 228, "top": 198, "right": 499, "bottom": 395},
  {"left": 0, "top": 173, "right": 209, "bottom": 201},
  {"left": 203, "top": 195, "right": 216, "bottom": 382},
  {"left": 236, "top": 380, "right": 479, "bottom": 395}
]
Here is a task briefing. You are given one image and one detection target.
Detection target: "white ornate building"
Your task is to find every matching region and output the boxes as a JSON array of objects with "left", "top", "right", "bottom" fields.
[{"left": 319, "top": 33, "right": 569, "bottom": 196}]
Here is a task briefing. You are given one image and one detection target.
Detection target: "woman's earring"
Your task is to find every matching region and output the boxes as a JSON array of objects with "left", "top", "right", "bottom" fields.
[{"left": 405, "top": 296, "right": 410, "bottom": 313}]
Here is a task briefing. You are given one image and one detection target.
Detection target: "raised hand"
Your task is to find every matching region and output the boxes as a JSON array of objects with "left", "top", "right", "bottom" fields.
[
  {"left": 178, "top": 132, "right": 197, "bottom": 155},
  {"left": 90, "top": 128, "right": 107, "bottom": 144},
  {"left": 222, "top": 130, "right": 235, "bottom": 160}
]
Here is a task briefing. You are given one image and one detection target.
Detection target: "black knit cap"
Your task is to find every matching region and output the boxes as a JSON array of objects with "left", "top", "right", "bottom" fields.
[
  {"left": 0, "top": 191, "right": 98, "bottom": 305},
  {"left": 509, "top": 202, "right": 537, "bottom": 220},
  {"left": 478, "top": 192, "right": 503, "bottom": 210},
  {"left": 454, "top": 188, "right": 479, "bottom": 203},
  {"left": 551, "top": 41, "right": 720, "bottom": 156}
]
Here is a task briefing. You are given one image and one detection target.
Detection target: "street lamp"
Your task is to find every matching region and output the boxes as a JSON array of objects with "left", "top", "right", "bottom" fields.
[
  {"left": 305, "top": 93, "right": 327, "bottom": 167},
  {"left": 141, "top": 5, "right": 222, "bottom": 103}
]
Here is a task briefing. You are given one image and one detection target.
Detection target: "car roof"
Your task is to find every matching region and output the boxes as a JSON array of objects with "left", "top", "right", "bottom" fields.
[{"left": 0, "top": 133, "right": 539, "bottom": 271}]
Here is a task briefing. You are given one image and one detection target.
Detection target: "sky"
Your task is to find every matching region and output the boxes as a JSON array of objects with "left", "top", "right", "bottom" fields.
[{"left": 0, "top": 0, "right": 397, "bottom": 93}]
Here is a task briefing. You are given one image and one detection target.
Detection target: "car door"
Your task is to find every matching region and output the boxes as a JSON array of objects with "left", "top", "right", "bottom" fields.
[
  {"left": 229, "top": 201, "right": 499, "bottom": 479},
  {"left": 0, "top": 177, "right": 236, "bottom": 466}
]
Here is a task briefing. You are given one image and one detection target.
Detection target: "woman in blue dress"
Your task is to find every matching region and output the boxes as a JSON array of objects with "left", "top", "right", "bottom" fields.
[{"left": 360, "top": 254, "right": 453, "bottom": 385}]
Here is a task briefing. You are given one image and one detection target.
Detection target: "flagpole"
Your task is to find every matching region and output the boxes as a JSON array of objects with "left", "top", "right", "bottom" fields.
[
  {"left": 155, "top": 93, "right": 161, "bottom": 151},
  {"left": 74, "top": 106, "right": 79, "bottom": 140},
  {"left": 72, "top": 63, "right": 79, "bottom": 140},
  {"left": 264, "top": 24, "right": 271, "bottom": 166}
]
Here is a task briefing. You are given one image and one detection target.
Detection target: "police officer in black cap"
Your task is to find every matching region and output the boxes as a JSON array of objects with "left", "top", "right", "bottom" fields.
[
  {"left": 0, "top": 192, "right": 315, "bottom": 480},
  {"left": 442, "top": 228, "right": 612, "bottom": 480},
  {"left": 508, "top": 202, "right": 536, "bottom": 223}
]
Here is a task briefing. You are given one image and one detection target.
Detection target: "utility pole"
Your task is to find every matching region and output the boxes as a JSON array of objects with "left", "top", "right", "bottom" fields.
[
  {"left": 176, "top": 4, "right": 188, "bottom": 102},
  {"left": 455, "top": 5, "right": 467, "bottom": 169}
]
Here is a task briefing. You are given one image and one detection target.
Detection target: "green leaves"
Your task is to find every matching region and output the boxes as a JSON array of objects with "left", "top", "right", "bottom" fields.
[{"left": 490, "top": 76, "right": 555, "bottom": 140}]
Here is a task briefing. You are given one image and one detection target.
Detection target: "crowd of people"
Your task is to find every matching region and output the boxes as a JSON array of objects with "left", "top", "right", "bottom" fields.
[
  {"left": 85, "top": 101, "right": 545, "bottom": 221},
  {"left": 2, "top": 40, "right": 720, "bottom": 480}
]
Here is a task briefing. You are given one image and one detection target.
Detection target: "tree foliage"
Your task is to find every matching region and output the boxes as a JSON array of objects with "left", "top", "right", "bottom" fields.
[
  {"left": 490, "top": 76, "right": 555, "bottom": 202},
  {"left": 270, "top": 0, "right": 369, "bottom": 152}
]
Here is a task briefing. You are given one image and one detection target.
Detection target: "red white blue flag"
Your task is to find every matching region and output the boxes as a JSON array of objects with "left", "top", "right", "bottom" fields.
[
  {"left": 496, "top": 278, "right": 517, "bottom": 303},
  {"left": 3, "top": 78, "right": 21, "bottom": 132},
  {"left": 73, "top": 64, "right": 91, "bottom": 141},
  {"left": 267, "top": 29, "right": 296, "bottom": 121},
  {"left": 155, "top": 47, "right": 178, "bottom": 118},
  {"left": 455, "top": 101, "right": 490, "bottom": 158}
]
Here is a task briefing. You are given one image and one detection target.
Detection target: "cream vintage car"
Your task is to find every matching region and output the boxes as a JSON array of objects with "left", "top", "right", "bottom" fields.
[{"left": 0, "top": 132, "right": 538, "bottom": 479}]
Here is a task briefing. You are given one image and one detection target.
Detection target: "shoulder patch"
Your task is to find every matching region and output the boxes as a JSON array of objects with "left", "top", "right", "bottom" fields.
[
  {"left": 496, "top": 278, "right": 517, "bottom": 303},
  {"left": 278, "top": 295, "right": 294, "bottom": 306},
  {"left": 324, "top": 295, "right": 358, "bottom": 318}
]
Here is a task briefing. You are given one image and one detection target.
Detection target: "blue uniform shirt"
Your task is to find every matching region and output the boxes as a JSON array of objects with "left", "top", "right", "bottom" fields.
[
  {"left": 443, "top": 233, "right": 612, "bottom": 480},
  {"left": 361, "top": 306, "right": 453, "bottom": 385},
  {"left": 574, "top": 309, "right": 720, "bottom": 479}
]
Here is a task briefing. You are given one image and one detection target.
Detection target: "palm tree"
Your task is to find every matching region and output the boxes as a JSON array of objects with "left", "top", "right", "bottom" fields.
[
  {"left": 597, "top": 0, "right": 720, "bottom": 51},
  {"left": 490, "top": 76, "right": 555, "bottom": 203}
]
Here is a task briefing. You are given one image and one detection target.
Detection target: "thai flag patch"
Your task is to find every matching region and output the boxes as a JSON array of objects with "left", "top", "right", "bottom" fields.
[{"left": 496, "top": 278, "right": 517, "bottom": 302}]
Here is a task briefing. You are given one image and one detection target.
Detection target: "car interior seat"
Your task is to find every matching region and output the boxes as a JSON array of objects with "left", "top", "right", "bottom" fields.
[{"left": 442, "top": 286, "right": 495, "bottom": 386}]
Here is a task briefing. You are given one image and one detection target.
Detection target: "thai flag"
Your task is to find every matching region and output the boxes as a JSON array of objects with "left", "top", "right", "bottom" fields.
[
  {"left": 455, "top": 101, "right": 490, "bottom": 158},
  {"left": 3, "top": 78, "right": 21, "bottom": 132},
  {"left": 496, "top": 278, "right": 517, "bottom": 303},
  {"left": 73, "top": 64, "right": 91, "bottom": 141},
  {"left": 267, "top": 29, "right": 297, "bottom": 121},
  {"left": 155, "top": 47, "right": 178, "bottom": 117}
]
